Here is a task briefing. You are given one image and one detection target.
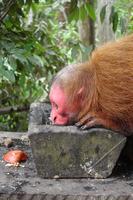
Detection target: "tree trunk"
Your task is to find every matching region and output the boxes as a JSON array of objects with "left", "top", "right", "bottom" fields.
[
  {"left": 96, "top": 0, "right": 116, "bottom": 46},
  {"left": 78, "top": 17, "right": 95, "bottom": 49},
  {"left": 78, "top": 0, "right": 95, "bottom": 61}
]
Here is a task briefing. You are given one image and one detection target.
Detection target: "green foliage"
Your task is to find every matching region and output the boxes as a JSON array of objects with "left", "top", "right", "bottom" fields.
[
  {"left": 0, "top": 0, "right": 82, "bottom": 131},
  {"left": 100, "top": 4, "right": 107, "bottom": 23},
  {"left": 99, "top": 0, "right": 133, "bottom": 34},
  {"left": 85, "top": 3, "right": 96, "bottom": 21},
  {"left": 68, "top": 1, "right": 96, "bottom": 22},
  {"left": 99, "top": 4, "right": 119, "bottom": 33},
  {"left": 0, "top": 1, "right": 57, "bottom": 130},
  {"left": 114, "top": 0, "right": 133, "bottom": 34},
  {"left": 109, "top": 6, "right": 119, "bottom": 32}
]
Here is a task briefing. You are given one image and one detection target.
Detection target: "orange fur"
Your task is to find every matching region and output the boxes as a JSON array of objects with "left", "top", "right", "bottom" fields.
[{"left": 52, "top": 34, "right": 133, "bottom": 135}]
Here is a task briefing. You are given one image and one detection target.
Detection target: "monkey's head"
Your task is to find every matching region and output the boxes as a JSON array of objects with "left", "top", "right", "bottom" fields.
[
  {"left": 49, "top": 83, "right": 78, "bottom": 125},
  {"left": 49, "top": 63, "right": 94, "bottom": 125}
]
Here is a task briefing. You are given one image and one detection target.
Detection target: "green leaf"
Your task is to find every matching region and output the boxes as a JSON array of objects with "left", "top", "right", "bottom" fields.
[
  {"left": 7, "top": 70, "right": 15, "bottom": 82},
  {"left": 120, "top": 17, "right": 126, "bottom": 34},
  {"left": 0, "top": 67, "right": 15, "bottom": 82},
  {"left": 12, "top": 53, "right": 28, "bottom": 65},
  {"left": 109, "top": 6, "right": 118, "bottom": 32},
  {"left": 23, "top": 89, "right": 30, "bottom": 99},
  {"left": 0, "top": 57, "right": 3, "bottom": 66},
  {"left": 69, "top": 0, "right": 78, "bottom": 13},
  {"left": 112, "top": 12, "right": 118, "bottom": 32},
  {"left": 34, "top": 0, "right": 39, "bottom": 3},
  {"left": 26, "top": 0, "right": 32, "bottom": 5},
  {"left": 79, "top": 5, "right": 86, "bottom": 21},
  {"left": 1, "top": 41, "right": 14, "bottom": 51},
  {"left": 4, "top": 19, "right": 13, "bottom": 29},
  {"left": 85, "top": 3, "right": 96, "bottom": 21},
  {"left": 28, "top": 55, "right": 44, "bottom": 67},
  {"left": 68, "top": 7, "right": 79, "bottom": 22},
  {"left": 8, "top": 56, "right": 17, "bottom": 71},
  {"left": 68, "top": 0, "right": 79, "bottom": 22},
  {"left": 19, "top": 74, "right": 26, "bottom": 87},
  {"left": 71, "top": 47, "right": 78, "bottom": 59},
  {"left": 17, "top": 8, "right": 25, "bottom": 17},
  {"left": 100, "top": 5, "right": 107, "bottom": 23}
]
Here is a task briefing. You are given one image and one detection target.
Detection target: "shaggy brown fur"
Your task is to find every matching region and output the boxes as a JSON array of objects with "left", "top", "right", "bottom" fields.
[{"left": 52, "top": 34, "right": 133, "bottom": 135}]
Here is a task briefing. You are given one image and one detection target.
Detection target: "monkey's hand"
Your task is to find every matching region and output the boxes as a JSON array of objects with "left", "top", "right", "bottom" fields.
[
  {"left": 75, "top": 113, "right": 102, "bottom": 130},
  {"left": 75, "top": 113, "right": 115, "bottom": 130}
]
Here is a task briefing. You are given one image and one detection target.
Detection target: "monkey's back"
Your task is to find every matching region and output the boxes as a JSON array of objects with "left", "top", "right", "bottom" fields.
[{"left": 91, "top": 34, "right": 133, "bottom": 134}]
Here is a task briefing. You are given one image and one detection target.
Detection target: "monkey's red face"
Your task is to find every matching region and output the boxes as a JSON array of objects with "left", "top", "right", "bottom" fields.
[{"left": 49, "top": 84, "right": 78, "bottom": 125}]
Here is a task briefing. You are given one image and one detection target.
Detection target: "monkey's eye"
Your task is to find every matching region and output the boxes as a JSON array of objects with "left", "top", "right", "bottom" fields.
[{"left": 53, "top": 102, "right": 58, "bottom": 110}]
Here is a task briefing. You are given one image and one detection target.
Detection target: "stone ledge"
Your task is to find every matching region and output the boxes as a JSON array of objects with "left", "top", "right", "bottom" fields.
[
  {"left": 0, "top": 194, "right": 132, "bottom": 200},
  {"left": 29, "top": 125, "right": 126, "bottom": 178},
  {"left": 0, "top": 131, "right": 133, "bottom": 200},
  {"left": 0, "top": 131, "right": 27, "bottom": 139}
]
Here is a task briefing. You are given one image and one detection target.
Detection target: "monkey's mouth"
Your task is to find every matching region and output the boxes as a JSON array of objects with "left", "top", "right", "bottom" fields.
[
  {"left": 48, "top": 116, "right": 76, "bottom": 126},
  {"left": 48, "top": 117, "right": 53, "bottom": 125}
]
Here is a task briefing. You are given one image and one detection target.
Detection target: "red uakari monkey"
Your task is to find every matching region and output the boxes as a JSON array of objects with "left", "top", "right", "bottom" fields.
[{"left": 49, "top": 34, "right": 133, "bottom": 136}]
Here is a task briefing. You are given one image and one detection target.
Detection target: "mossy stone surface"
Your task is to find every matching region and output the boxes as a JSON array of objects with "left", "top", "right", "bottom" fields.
[{"left": 29, "top": 125, "right": 126, "bottom": 178}]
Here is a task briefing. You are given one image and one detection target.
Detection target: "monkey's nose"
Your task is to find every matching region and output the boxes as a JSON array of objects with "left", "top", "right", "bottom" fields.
[{"left": 53, "top": 116, "right": 57, "bottom": 123}]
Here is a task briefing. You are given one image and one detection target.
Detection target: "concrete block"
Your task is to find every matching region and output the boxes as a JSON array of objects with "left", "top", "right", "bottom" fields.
[
  {"left": 29, "top": 125, "right": 126, "bottom": 178},
  {"left": 28, "top": 102, "right": 51, "bottom": 130}
]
